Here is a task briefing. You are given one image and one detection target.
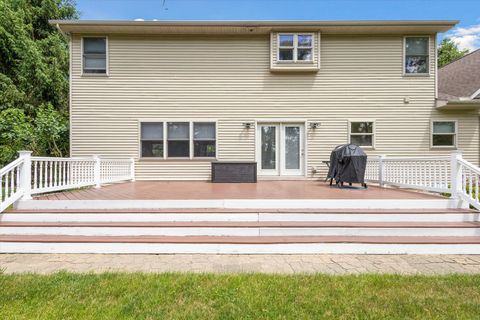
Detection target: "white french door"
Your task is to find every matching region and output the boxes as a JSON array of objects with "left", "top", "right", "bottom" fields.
[{"left": 256, "top": 123, "right": 305, "bottom": 176}]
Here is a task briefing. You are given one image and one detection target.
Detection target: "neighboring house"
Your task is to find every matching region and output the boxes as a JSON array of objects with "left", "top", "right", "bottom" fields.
[
  {"left": 438, "top": 48, "right": 480, "bottom": 104},
  {"left": 51, "top": 19, "right": 480, "bottom": 181}
]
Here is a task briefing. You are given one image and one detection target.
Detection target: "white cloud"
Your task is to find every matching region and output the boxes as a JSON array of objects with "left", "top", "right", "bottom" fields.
[
  {"left": 447, "top": 23, "right": 480, "bottom": 51},
  {"left": 134, "top": 18, "right": 145, "bottom": 21}
]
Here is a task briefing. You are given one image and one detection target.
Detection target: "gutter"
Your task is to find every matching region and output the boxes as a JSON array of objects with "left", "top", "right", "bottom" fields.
[
  {"left": 48, "top": 19, "right": 460, "bottom": 27},
  {"left": 54, "top": 23, "right": 70, "bottom": 39}
]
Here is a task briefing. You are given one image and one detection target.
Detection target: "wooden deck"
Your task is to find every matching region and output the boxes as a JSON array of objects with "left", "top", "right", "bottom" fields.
[{"left": 34, "top": 181, "right": 441, "bottom": 201}]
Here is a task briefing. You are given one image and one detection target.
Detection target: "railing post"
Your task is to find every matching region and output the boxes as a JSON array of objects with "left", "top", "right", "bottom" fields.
[
  {"left": 18, "top": 151, "right": 32, "bottom": 200},
  {"left": 93, "top": 155, "right": 101, "bottom": 189},
  {"left": 450, "top": 150, "right": 463, "bottom": 201},
  {"left": 130, "top": 157, "right": 135, "bottom": 181},
  {"left": 378, "top": 155, "right": 386, "bottom": 187}
]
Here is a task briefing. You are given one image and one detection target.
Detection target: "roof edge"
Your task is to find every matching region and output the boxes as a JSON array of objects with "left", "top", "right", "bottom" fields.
[{"left": 49, "top": 19, "right": 460, "bottom": 27}]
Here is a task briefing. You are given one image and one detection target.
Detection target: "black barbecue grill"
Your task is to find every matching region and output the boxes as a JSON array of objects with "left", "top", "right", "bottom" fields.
[{"left": 326, "top": 144, "right": 368, "bottom": 188}]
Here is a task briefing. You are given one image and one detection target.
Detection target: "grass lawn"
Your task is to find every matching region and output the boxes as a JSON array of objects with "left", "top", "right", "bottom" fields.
[{"left": 1, "top": 272, "right": 479, "bottom": 319}]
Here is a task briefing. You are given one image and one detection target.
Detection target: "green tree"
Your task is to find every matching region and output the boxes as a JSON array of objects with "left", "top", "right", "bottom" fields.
[
  {"left": 438, "top": 38, "right": 469, "bottom": 68},
  {"left": 0, "top": 0, "right": 77, "bottom": 165}
]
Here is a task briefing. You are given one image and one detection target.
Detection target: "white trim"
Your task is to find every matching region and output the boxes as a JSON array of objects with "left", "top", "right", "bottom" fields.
[
  {"left": 16, "top": 198, "right": 461, "bottom": 210},
  {"left": 430, "top": 120, "right": 458, "bottom": 148},
  {"left": 3, "top": 242, "right": 480, "bottom": 254},
  {"left": 348, "top": 120, "right": 376, "bottom": 149},
  {"left": 2, "top": 226, "right": 478, "bottom": 237},
  {"left": 3, "top": 212, "right": 477, "bottom": 223},
  {"left": 469, "top": 87, "right": 480, "bottom": 100},
  {"left": 81, "top": 36, "right": 109, "bottom": 76},
  {"left": 403, "top": 35, "right": 431, "bottom": 77}
]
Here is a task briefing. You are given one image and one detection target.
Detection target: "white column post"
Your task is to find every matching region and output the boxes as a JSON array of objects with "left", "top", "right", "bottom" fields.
[
  {"left": 378, "top": 155, "right": 386, "bottom": 187},
  {"left": 450, "top": 150, "right": 463, "bottom": 200},
  {"left": 130, "top": 157, "right": 135, "bottom": 181},
  {"left": 18, "top": 151, "right": 32, "bottom": 200},
  {"left": 93, "top": 155, "right": 101, "bottom": 189}
]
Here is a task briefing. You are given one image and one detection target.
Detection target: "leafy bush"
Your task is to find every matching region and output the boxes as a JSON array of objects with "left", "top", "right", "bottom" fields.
[{"left": 0, "top": 0, "right": 77, "bottom": 165}]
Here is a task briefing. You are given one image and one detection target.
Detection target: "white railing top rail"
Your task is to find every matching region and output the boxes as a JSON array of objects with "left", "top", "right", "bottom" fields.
[
  {"left": 458, "top": 158, "right": 480, "bottom": 175},
  {"left": 0, "top": 157, "right": 24, "bottom": 176},
  {"left": 31, "top": 156, "right": 96, "bottom": 161},
  {"left": 369, "top": 155, "right": 451, "bottom": 161}
]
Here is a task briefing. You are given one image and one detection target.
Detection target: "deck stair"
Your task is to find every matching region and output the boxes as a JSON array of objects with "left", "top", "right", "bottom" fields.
[{"left": 1, "top": 208, "right": 479, "bottom": 254}]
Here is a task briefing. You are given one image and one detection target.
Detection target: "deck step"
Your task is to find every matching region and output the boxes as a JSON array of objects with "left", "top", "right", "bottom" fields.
[
  {"left": 2, "top": 209, "right": 478, "bottom": 223},
  {"left": 1, "top": 221, "right": 479, "bottom": 237},
  {"left": 1, "top": 235, "right": 480, "bottom": 254},
  {"left": 2, "top": 234, "right": 480, "bottom": 244},
  {"left": 2, "top": 208, "right": 479, "bottom": 254}
]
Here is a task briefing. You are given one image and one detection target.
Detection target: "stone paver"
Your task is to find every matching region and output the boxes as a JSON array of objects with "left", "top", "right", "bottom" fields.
[{"left": 1, "top": 254, "right": 480, "bottom": 274}]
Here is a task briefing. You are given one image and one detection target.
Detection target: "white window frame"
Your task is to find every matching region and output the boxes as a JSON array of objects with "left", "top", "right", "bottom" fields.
[
  {"left": 403, "top": 35, "right": 430, "bottom": 76},
  {"left": 167, "top": 122, "right": 191, "bottom": 159},
  {"left": 140, "top": 122, "right": 165, "bottom": 158},
  {"left": 348, "top": 120, "right": 376, "bottom": 149},
  {"left": 277, "top": 33, "right": 314, "bottom": 63},
  {"left": 431, "top": 120, "right": 457, "bottom": 149},
  {"left": 138, "top": 120, "right": 218, "bottom": 160},
  {"left": 81, "top": 36, "right": 109, "bottom": 76}
]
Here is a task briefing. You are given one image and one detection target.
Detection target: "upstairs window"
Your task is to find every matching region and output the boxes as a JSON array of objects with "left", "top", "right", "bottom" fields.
[
  {"left": 405, "top": 36, "right": 429, "bottom": 75},
  {"left": 349, "top": 121, "right": 374, "bottom": 147},
  {"left": 432, "top": 121, "right": 456, "bottom": 147},
  {"left": 83, "top": 37, "right": 107, "bottom": 74},
  {"left": 278, "top": 34, "right": 313, "bottom": 62}
]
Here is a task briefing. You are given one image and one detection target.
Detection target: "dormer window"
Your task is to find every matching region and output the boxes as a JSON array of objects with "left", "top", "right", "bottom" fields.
[{"left": 278, "top": 34, "right": 313, "bottom": 62}]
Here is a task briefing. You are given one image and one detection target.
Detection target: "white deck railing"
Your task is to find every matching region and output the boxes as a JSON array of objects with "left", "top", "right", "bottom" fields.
[
  {"left": 364, "top": 151, "right": 480, "bottom": 210},
  {"left": 365, "top": 155, "right": 451, "bottom": 193},
  {"left": 457, "top": 157, "right": 480, "bottom": 209},
  {"left": 0, "top": 157, "right": 24, "bottom": 212},
  {"left": 0, "top": 151, "right": 134, "bottom": 212}
]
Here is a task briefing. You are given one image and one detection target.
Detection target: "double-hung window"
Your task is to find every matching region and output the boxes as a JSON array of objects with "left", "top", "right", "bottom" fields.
[
  {"left": 167, "top": 122, "right": 190, "bottom": 157},
  {"left": 432, "top": 121, "right": 456, "bottom": 147},
  {"left": 349, "top": 122, "right": 374, "bottom": 147},
  {"left": 83, "top": 37, "right": 107, "bottom": 74},
  {"left": 404, "top": 36, "right": 429, "bottom": 75},
  {"left": 194, "top": 122, "right": 216, "bottom": 157},
  {"left": 141, "top": 122, "right": 164, "bottom": 157},
  {"left": 140, "top": 121, "right": 216, "bottom": 158},
  {"left": 278, "top": 34, "right": 313, "bottom": 62}
]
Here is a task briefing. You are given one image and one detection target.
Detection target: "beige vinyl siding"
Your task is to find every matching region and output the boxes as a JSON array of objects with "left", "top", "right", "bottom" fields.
[{"left": 70, "top": 33, "right": 479, "bottom": 180}]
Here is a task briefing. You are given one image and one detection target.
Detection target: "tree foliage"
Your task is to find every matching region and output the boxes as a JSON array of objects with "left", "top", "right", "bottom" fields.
[
  {"left": 438, "top": 38, "right": 469, "bottom": 68},
  {"left": 0, "top": 0, "right": 77, "bottom": 165}
]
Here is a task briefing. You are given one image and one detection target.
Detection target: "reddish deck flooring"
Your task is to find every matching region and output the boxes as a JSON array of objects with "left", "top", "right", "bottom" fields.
[{"left": 34, "top": 181, "right": 441, "bottom": 201}]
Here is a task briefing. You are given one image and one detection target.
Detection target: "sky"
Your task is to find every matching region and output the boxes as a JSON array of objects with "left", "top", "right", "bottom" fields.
[{"left": 76, "top": 0, "right": 480, "bottom": 50}]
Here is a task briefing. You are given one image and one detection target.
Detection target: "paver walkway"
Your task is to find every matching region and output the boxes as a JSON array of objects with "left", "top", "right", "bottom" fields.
[{"left": 1, "top": 254, "right": 480, "bottom": 274}]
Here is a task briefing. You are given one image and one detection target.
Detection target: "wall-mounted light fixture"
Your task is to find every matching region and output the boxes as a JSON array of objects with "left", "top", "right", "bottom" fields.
[
  {"left": 243, "top": 122, "right": 254, "bottom": 129},
  {"left": 309, "top": 122, "right": 320, "bottom": 130}
]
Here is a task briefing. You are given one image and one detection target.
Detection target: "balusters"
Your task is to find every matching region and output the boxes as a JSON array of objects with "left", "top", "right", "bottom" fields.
[
  {"left": 5, "top": 170, "right": 9, "bottom": 199},
  {"left": 10, "top": 170, "right": 14, "bottom": 196}
]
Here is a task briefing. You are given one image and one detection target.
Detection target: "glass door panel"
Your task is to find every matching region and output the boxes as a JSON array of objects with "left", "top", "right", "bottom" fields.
[
  {"left": 280, "top": 124, "right": 304, "bottom": 176},
  {"left": 285, "top": 126, "right": 300, "bottom": 169},
  {"left": 258, "top": 124, "right": 280, "bottom": 175}
]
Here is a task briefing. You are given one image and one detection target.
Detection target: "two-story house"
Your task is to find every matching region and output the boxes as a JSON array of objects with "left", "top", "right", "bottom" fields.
[{"left": 51, "top": 19, "right": 479, "bottom": 181}]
